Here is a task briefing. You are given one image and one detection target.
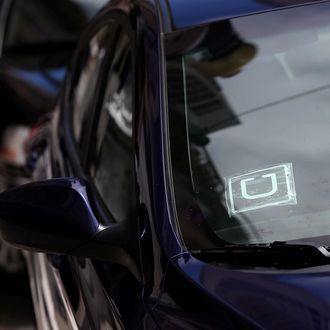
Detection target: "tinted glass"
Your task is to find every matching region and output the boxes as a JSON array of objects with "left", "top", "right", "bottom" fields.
[
  {"left": 90, "top": 29, "right": 135, "bottom": 222},
  {"left": 166, "top": 3, "right": 330, "bottom": 247},
  {"left": 72, "top": 26, "right": 111, "bottom": 144}
]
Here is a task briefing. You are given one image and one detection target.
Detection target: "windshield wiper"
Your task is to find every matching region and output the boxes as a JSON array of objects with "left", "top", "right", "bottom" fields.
[{"left": 191, "top": 241, "right": 330, "bottom": 269}]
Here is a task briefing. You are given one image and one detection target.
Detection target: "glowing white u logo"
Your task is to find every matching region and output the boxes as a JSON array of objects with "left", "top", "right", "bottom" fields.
[{"left": 240, "top": 173, "right": 278, "bottom": 200}]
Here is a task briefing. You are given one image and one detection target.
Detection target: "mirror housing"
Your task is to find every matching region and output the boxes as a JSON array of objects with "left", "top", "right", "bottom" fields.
[
  {"left": 0, "top": 178, "right": 100, "bottom": 253},
  {"left": 0, "top": 177, "right": 141, "bottom": 281}
]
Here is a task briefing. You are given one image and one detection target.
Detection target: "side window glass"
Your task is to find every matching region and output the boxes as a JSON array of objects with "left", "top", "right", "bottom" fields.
[
  {"left": 71, "top": 26, "right": 112, "bottom": 145},
  {"left": 90, "top": 29, "right": 135, "bottom": 222}
]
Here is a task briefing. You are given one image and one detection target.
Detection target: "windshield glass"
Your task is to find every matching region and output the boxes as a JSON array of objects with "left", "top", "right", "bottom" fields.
[{"left": 165, "top": 2, "right": 330, "bottom": 249}]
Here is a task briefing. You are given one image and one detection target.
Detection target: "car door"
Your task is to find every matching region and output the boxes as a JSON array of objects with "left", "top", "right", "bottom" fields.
[
  {"left": 68, "top": 14, "right": 147, "bottom": 328},
  {"left": 25, "top": 9, "right": 152, "bottom": 330},
  {"left": 76, "top": 23, "right": 148, "bottom": 328}
]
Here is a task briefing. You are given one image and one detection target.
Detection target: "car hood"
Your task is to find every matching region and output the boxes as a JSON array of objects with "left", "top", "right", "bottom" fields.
[{"left": 170, "top": 252, "right": 330, "bottom": 329}]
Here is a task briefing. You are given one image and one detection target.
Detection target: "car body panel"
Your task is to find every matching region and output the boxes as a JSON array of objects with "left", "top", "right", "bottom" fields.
[
  {"left": 162, "top": 0, "right": 328, "bottom": 31},
  {"left": 164, "top": 253, "right": 330, "bottom": 329}
]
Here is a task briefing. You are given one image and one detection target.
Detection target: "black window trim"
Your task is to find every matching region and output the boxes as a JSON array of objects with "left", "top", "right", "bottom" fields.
[
  {"left": 85, "top": 15, "right": 138, "bottom": 225},
  {"left": 60, "top": 9, "right": 140, "bottom": 226}
]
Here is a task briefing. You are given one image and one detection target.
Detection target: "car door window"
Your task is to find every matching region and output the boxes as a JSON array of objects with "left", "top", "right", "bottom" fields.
[
  {"left": 90, "top": 28, "right": 136, "bottom": 222},
  {"left": 71, "top": 26, "right": 112, "bottom": 146}
]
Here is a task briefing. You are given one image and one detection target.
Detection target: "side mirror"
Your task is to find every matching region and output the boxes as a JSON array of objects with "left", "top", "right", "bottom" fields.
[
  {"left": 0, "top": 177, "right": 99, "bottom": 252},
  {"left": 0, "top": 177, "right": 141, "bottom": 280}
]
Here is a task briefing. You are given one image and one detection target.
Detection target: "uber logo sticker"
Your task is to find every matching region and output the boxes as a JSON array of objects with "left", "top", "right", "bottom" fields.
[{"left": 225, "top": 163, "right": 297, "bottom": 216}]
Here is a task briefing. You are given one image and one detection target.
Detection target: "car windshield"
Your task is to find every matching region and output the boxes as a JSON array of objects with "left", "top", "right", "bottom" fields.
[{"left": 165, "top": 2, "right": 330, "bottom": 249}]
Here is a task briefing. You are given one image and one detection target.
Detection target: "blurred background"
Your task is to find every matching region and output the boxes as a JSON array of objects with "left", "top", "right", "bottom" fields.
[{"left": 0, "top": 0, "right": 107, "bottom": 328}]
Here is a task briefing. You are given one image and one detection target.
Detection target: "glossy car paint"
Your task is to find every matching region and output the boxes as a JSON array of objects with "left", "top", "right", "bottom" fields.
[
  {"left": 4, "top": 0, "right": 330, "bottom": 329},
  {"left": 160, "top": 0, "right": 327, "bottom": 31}
]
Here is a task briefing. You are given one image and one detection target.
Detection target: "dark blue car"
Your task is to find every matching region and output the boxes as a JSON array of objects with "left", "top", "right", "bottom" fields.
[{"left": 1, "top": 0, "right": 330, "bottom": 328}]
